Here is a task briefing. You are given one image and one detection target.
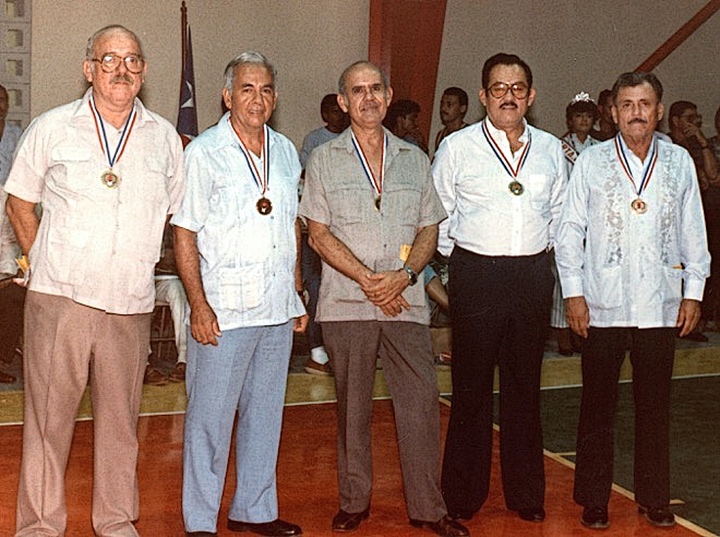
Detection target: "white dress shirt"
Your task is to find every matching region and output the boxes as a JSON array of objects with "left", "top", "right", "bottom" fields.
[
  {"left": 432, "top": 118, "right": 567, "bottom": 257},
  {"left": 556, "top": 135, "right": 710, "bottom": 328}
]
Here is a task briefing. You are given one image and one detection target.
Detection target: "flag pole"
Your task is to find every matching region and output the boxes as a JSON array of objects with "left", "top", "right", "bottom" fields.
[{"left": 181, "top": 1, "right": 188, "bottom": 67}]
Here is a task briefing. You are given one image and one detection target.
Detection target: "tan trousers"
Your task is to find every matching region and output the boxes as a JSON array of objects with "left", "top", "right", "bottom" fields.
[{"left": 16, "top": 292, "right": 151, "bottom": 537}]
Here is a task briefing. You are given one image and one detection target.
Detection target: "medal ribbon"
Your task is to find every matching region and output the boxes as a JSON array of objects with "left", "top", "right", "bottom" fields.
[
  {"left": 351, "top": 130, "right": 387, "bottom": 197},
  {"left": 234, "top": 122, "right": 270, "bottom": 196},
  {"left": 481, "top": 119, "right": 532, "bottom": 179},
  {"left": 614, "top": 133, "right": 658, "bottom": 198},
  {"left": 89, "top": 93, "right": 137, "bottom": 170}
]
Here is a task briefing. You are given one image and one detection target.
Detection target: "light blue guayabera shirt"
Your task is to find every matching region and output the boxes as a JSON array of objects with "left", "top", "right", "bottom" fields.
[{"left": 171, "top": 113, "right": 305, "bottom": 331}]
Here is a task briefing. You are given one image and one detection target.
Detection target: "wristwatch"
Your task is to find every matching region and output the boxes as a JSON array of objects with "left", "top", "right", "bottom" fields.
[{"left": 402, "top": 264, "right": 418, "bottom": 286}]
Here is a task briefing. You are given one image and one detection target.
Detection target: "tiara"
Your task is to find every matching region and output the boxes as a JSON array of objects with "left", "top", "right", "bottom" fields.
[{"left": 570, "top": 91, "right": 595, "bottom": 105}]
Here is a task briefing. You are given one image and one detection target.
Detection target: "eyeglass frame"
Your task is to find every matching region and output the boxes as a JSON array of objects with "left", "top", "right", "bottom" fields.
[
  {"left": 91, "top": 53, "right": 145, "bottom": 74},
  {"left": 486, "top": 81, "right": 530, "bottom": 100}
]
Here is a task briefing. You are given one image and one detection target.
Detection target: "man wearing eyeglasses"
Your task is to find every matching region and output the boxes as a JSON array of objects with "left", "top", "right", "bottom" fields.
[
  {"left": 5, "top": 25, "right": 184, "bottom": 536},
  {"left": 432, "top": 53, "right": 567, "bottom": 524}
]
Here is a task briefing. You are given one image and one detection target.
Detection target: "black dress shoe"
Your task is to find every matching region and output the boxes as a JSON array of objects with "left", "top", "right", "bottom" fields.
[
  {"left": 446, "top": 508, "right": 475, "bottom": 521},
  {"left": 409, "top": 515, "right": 469, "bottom": 536},
  {"left": 186, "top": 532, "right": 218, "bottom": 537},
  {"left": 332, "top": 507, "right": 370, "bottom": 532},
  {"left": 227, "top": 518, "right": 302, "bottom": 536},
  {"left": 581, "top": 506, "right": 609, "bottom": 529},
  {"left": 517, "top": 507, "right": 546, "bottom": 522},
  {"left": 638, "top": 505, "right": 675, "bottom": 527}
]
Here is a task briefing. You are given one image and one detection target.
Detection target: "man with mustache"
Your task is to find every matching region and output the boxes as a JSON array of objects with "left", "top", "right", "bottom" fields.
[
  {"left": 432, "top": 53, "right": 567, "bottom": 524},
  {"left": 5, "top": 25, "right": 184, "bottom": 536},
  {"left": 300, "top": 61, "right": 468, "bottom": 537},
  {"left": 556, "top": 72, "right": 709, "bottom": 530},
  {"left": 433, "top": 86, "right": 469, "bottom": 153}
]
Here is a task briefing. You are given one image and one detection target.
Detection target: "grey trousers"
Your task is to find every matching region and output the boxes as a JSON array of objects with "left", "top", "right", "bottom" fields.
[{"left": 322, "top": 320, "right": 446, "bottom": 522}]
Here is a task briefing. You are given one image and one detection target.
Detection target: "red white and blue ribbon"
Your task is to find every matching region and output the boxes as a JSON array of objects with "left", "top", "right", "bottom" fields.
[
  {"left": 481, "top": 119, "right": 532, "bottom": 179},
  {"left": 234, "top": 122, "right": 270, "bottom": 196},
  {"left": 89, "top": 92, "right": 137, "bottom": 170},
  {"left": 351, "top": 130, "right": 387, "bottom": 198},
  {"left": 614, "top": 133, "right": 658, "bottom": 198}
]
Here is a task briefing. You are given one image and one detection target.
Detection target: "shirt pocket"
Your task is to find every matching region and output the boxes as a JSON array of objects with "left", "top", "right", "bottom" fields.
[
  {"left": 524, "top": 173, "right": 552, "bottom": 211},
  {"left": 49, "top": 146, "right": 94, "bottom": 194},
  {"left": 219, "top": 267, "right": 263, "bottom": 310},
  {"left": 45, "top": 225, "right": 91, "bottom": 285},
  {"left": 586, "top": 265, "right": 622, "bottom": 310}
]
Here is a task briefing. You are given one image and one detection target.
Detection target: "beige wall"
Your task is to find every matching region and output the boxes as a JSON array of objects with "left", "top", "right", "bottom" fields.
[
  {"left": 30, "top": 1, "right": 718, "bottom": 150},
  {"left": 30, "top": 0, "right": 369, "bottom": 148},
  {"left": 431, "top": 0, "right": 719, "bottom": 149}
]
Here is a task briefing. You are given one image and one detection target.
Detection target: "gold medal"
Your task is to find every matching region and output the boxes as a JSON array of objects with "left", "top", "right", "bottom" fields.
[
  {"left": 631, "top": 198, "right": 647, "bottom": 214},
  {"left": 101, "top": 169, "right": 121, "bottom": 189},
  {"left": 256, "top": 197, "right": 273, "bottom": 215},
  {"left": 374, "top": 195, "right": 382, "bottom": 211},
  {"left": 508, "top": 180, "right": 524, "bottom": 196}
]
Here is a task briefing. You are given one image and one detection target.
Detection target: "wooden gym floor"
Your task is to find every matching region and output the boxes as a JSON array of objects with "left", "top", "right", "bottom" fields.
[{"left": 0, "top": 335, "right": 717, "bottom": 536}]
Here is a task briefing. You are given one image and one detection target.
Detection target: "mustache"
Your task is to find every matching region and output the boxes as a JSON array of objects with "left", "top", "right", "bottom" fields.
[
  {"left": 629, "top": 118, "right": 648, "bottom": 124},
  {"left": 111, "top": 74, "right": 134, "bottom": 84},
  {"left": 500, "top": 102, "right": 518, "bottom": 109}
]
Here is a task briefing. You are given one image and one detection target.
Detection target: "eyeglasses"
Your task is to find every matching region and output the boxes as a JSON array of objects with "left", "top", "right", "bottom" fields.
[
  {"left": 92, "top": 53, "right": 145, "bottom": 74},
  {"left": 487, "top": 82, "right": 529, "bottom": 99}
]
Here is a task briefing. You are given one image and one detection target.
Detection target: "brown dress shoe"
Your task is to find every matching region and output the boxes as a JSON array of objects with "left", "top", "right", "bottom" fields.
[
  {"left": 409, "top": 515, "right": 469, "bottom": 536},
  {"left": 143, "top": 366, "right": 167, "bottom": 386},
  {"left": 169, "top": 361, "right": 186, "bottom": 382},
  {"left": 332, "top": 507, "right": 370, "bottom": 532},
  {"left": 0, "top": 370, "right": 16, "bottom": 384}
]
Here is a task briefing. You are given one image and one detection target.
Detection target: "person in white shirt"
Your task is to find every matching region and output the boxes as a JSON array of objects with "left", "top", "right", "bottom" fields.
[
  {"left": 172, "top": 51, "right": 307, "bottom": 537},
  {"left": 555, "top": 72, "right": 710, "bottom": 530},
  {"left": 5, "top": 25, "right": 184, "bottom": 536},
  {"left": 432, "top": 53, "right": 567, "bottom": 524}
]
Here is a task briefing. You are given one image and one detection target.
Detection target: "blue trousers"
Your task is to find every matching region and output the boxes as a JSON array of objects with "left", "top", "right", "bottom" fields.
[{"left": 182, "top": 321, "right": 292, "bottom": 533}]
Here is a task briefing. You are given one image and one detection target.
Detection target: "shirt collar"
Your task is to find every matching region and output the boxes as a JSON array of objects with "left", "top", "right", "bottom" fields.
[{"left": 484, "top": 116, "right": 530, "bottom": 146}]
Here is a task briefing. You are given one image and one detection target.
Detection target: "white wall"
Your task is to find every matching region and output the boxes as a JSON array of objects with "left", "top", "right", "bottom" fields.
[
  {"left": 431, "top": 0, "right": 720, "bottom": 147},
  {"left": 30, "top": 0, "right": 369, "bottom": 148},
  {"left": 30, "top": 1, "right": 719, "bottom": 151}
]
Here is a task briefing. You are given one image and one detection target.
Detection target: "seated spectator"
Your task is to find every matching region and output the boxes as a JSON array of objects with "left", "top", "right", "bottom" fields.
[
  {"left": 144, "top": 222, "right": 188, "bottom": 385},
  {"left": 710, "top": 105, "right": 720, "bottom": 162},
  {"left": 0, "top": 187, "right": 24, "bottom": 384},
  {"left": 299, "top": 94, "right": 349, "bottom": 376},
  {"left": 670, "top": 102, "right": 720, "bottom": 335},
  {"left": 669, "top": 101, "right": 718, "bottom": 189},
  {"left": 552, "top": 92, "right": 600, "bottom": 355},
  {"left": 434, "top": 86, "right": 469, "bottom": 153},
  {"left": 384, "top": 98, "right": 428, "bottom": 152}
]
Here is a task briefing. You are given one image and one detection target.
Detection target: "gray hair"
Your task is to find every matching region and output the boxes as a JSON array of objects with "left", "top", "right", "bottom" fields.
[
  {"left": 338, "top": 61, "right": 390, "bottom": 98},
  {"left": 223, "top": 51, "right": 277, "bottom": 92},
  {"left": 611, "top": 72, "right": 663, "bottom": 104},
  {"left": 85, "top": 25, "right": 143, "bottom": 61}
]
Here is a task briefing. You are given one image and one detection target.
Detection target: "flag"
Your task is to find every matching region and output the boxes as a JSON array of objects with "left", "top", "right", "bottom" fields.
[{"left": 177, "top": 2, "right": 198, "bottom": 147}]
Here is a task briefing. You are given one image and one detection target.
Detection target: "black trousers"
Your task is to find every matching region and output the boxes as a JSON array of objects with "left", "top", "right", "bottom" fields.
[
  {"left": 441, "top": 247, "right": 553, "bottom": 513},
  {"left": 573, "top": 326, "right": 675, "bottom": 509}
]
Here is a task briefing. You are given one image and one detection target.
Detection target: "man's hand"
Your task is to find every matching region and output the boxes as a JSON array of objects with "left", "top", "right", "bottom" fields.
[
  {"left": 189, "top": 300, "right": 222, "bottom": 346},
  {"left": 294, "top": 313, "right": 309, "bottom": 333},
  {"left": 676, "top": 298, "right": 701, "bottom": 337},
  {"left": 565, "top": 296, "right": 590, "bottom": 338},
  {"left": 361, "top": 270, "right": 410, "bottom": 317}
]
